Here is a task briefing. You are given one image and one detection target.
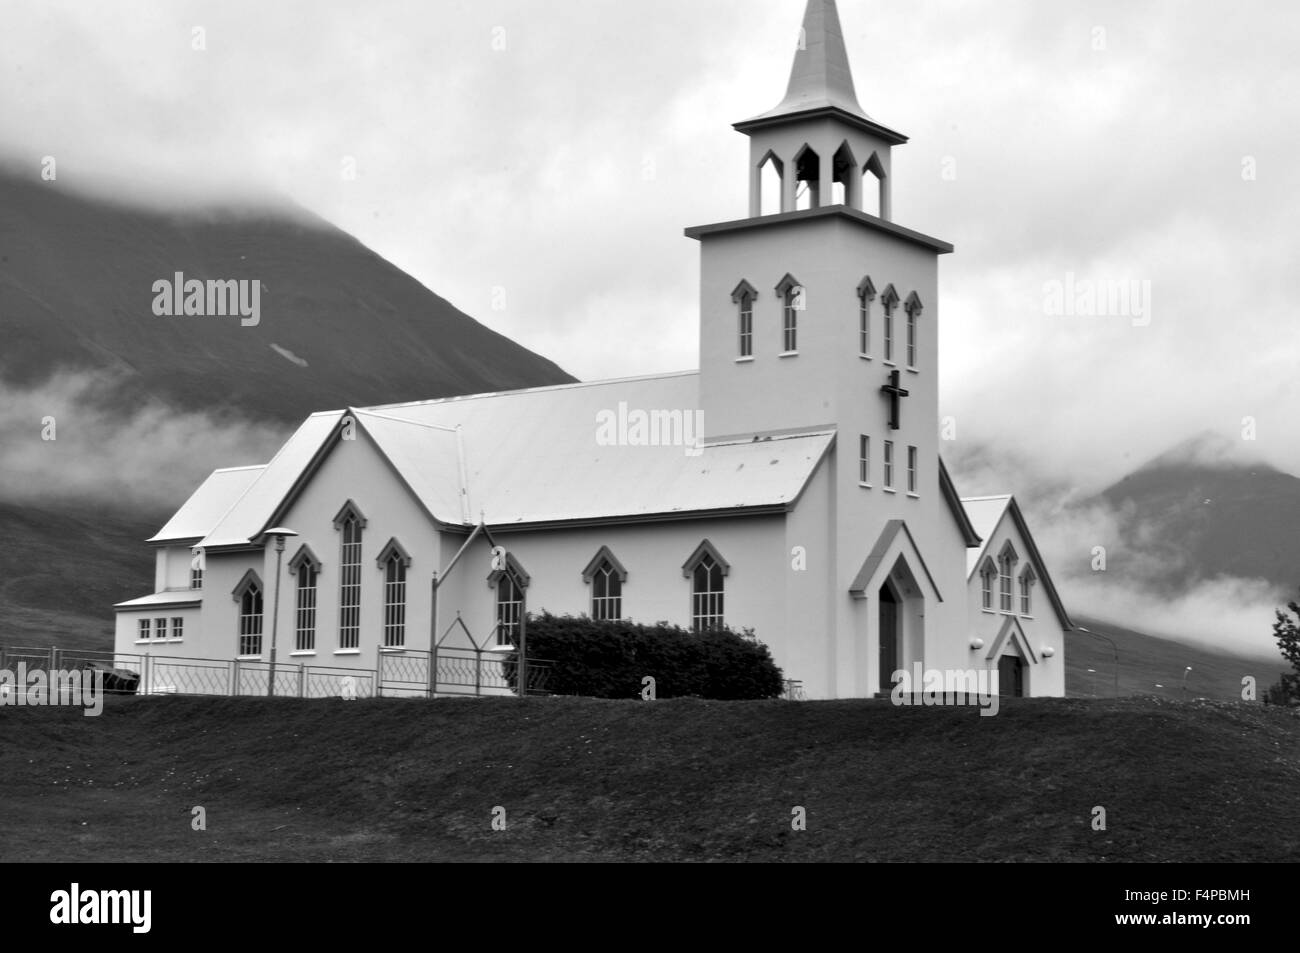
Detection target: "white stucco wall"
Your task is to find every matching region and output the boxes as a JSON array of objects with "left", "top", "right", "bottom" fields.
[{"left": 964, "top": 511, "right": 1066, "bottom": 697}]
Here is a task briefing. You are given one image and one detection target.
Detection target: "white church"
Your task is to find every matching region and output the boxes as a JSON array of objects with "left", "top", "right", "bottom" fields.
[{"left": 114, "top": 0, "right": 1071, "bottom": 700}]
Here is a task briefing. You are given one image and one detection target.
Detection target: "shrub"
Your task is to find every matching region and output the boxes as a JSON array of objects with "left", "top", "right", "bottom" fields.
[{"left": 505, "top": 612, "right": 784, "bottom": 700}]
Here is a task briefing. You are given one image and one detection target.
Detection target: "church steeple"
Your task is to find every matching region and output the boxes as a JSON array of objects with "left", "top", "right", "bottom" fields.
[
  {"left": 752, "top": 0, "right": 870, "bottom": 125},
  {"left": 734, "top": 0, "right": 906, "bottom": 220}
]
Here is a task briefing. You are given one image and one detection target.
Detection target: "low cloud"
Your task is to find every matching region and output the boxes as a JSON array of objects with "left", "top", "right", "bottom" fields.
[
  {"left": 0, "top": 371, "right": 288, "bottom": 511},
  {"left": 951, "top": 438, "right": 1288, "bottom": 660}
]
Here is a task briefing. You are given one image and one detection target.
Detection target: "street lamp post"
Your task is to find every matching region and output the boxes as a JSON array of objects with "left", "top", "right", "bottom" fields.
[
  {"left": 263, "top": 527, "right": 298, "bottom": 698},
  {"left": 1072, "top": 626, "right": 1120, "bottom": 698}
]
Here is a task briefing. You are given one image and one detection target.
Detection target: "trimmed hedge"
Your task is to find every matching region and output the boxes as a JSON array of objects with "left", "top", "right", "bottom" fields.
[{"left": 506, "top": 612, "right": 785, "bottom": 700}]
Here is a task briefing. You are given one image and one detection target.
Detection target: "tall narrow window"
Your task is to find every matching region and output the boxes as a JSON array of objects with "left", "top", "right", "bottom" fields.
[
  {"left": 783, "top": 292, "right": 798, "bottom": 352},
  {"left": 383, "top": 555, "right": 406, "bottom": 647},
  {"left": 488, "top": 552, "right": 529, "bottom": 648},
  {"left": 496, "top": 570, "right": 523, "bottom": 646},
  {"left": 881, "top": 285, "right": 899, "bottom": 363},
  {"left": 591, "top": 562, "right": 621, "bottom": 620},
  {"left": 859, "top": 435, "right": 871, "bottom": 485},
  {"left": 683, "top": 540, "right": 729, "bottom": 633},
  {"left": 334, "top": 502, "right": 367, "bottom": 650},
  {"left": 592, "top": 564, "right": 621, "bottom": 620},
  {"left": 1020, "top": 566, "right": 1036, "bottom": 616},
  {"left": 776, "top": 274, "right": 802, "bottom": 354},
  {"left": 295, "top": 563, "right": 318, "bottom": 651},
  {"left": 732, "top": 280, "right": 757, "bottom": 359},
  {"left": 583, "top": 546, "right": 628, "bottom": 622},
  {"left": 980, "top": 559, "right": 996, "bottom": 611},
  {"left": 375, "top": 538, "right": 411, "bottom": 648},
  {"left": 904, "top": 292, "right": 923, "bottom": 369},
  {"left": 170, "top": 617, "right": 183, "bottom": 640},
  {"left": 288, "top": 545, "right": 321, "bottom": 653},
  {"left": 883, "top": 440, "right": 895, "bottom": 489},
  {"left": 739, "top": 293, "right": 753, "bottom": 357},
  {"left": 138, "top": 619, "right": 151, "bottom": 640},
  {"left": 190, "top": 565, "right": 203, "bottom": 590},
  {"left": 998, "top": 543, "right": 1017, "bottom": 613},
  {"left": 154, "top": 617, "right": 167, "bottom": 639},
  {"left": 235, "top": 573, "right": 264, "bottom": 657},
  {"left": 857, "top": 277, "right": 876, "bottom": 356},
  {"left": 907, "top": 445, "right": 918, "bottom": 494}
]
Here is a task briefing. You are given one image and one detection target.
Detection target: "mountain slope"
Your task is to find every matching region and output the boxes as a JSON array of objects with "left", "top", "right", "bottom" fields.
[
  {"left": 0, "top": 169, "right": 574, "bottom": 422},
  {"left": 1096, "top": 431, "right": 1300, "bottom": 595}
]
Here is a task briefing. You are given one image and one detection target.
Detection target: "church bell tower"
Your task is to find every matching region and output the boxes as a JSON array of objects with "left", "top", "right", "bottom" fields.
[{"left": 686, "top": 0, "right": 952, "bottom": 462}]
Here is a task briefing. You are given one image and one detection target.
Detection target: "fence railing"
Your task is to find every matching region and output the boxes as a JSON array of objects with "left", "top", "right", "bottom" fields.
[{"left": 0, "top": 645, "right": 550, "bottom": 700}]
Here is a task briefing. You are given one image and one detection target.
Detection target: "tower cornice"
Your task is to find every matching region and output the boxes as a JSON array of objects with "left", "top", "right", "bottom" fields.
[{"left": 684, "top": 204, "right": 952, "bottom": 254}]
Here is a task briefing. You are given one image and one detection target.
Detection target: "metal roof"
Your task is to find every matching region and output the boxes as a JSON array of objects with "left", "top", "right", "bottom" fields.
[
  {"left": 357, "top": 373, "right": 834, "bottom": 527},
  {"left": 734, "top": 0, "right": 906, "bottom": 143},
  {"left": 193, "top": 373, "right": 834, "bottom": 546},
  {"left": 961, "top": 494, "right": 1014, "bottom": 577},
  {"left": 149, "top": 466, "right": 266, "bottom": 543},
  {"left": 199, "top": 412, "right": 344, "bottom": 548},
  {"left": 113, "top": 590, "right": 202, "bottom": 610}
]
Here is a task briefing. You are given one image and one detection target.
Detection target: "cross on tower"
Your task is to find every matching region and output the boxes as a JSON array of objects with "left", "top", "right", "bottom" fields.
[{"left": 880, "top": 369, "right": 909, "bottom": 430}]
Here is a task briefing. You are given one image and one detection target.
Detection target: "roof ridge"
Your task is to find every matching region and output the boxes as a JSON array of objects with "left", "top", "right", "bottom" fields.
[{"left": 360, "top": 370, "right": 698, "bottom": 412}]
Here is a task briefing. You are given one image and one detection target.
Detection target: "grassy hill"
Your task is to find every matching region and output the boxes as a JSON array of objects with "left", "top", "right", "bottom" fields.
[
  {"left": 1, "top": 694, "right": 1296, "bottom": 862},
  {"left": 1068, "top": 615, "right": 1289, "bottom": 702},
  {"left": 0, "top": 501, "right": 154, "bottom": 651}
]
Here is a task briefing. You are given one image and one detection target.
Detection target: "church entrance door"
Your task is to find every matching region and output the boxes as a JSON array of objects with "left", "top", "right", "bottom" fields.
[
  {"left": 998, "top": 655, "right": 1025, "bottom": 697},
  {"left": 878, "top": 583, "right": 899, "bottom": 695}
]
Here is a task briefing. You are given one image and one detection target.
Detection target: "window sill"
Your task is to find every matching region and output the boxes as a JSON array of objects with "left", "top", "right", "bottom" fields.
[
  {"left": 734, "top": 356, "right": 754, "bottom": 363},
  {"left": 906, "top": 366, "right": 919, "bottom": 374},
  {"left": 334, "top": 649, "right": 362, "bottom": 656},
  {"left": 858, "top": 482, "right": 872, "bottom": 489},
  {"left": 236, "top": 655, "right": 262, "bottom": 661},
  {"left": 882, "top": 360, "right": 897, "bottom": 367},
  {"left": 289, "top": 651, "right": 316, "bottom": 657},
  {"left": 778, "top": 351, "right": 799, "bottom": 358},
  {"left": 907, "top": 492, "right": 920, "bottom": 498},
  {"left": 859, "top": 353, "right": 872, "bottom": 361},
  {"left": 882, "top": 487, "right": 896, "bottom": 494},
  {"left": 165, "top": 638, "right": 184, "bottom": 643},
  {"left": 1020, "top": 614, "right": 1034, "bottom": 620},
  {"left": 981, "top": 608, "right": 997, "bottom": 615},
  {"left": 380, "top": 645, "right": 407, "bottom": 652},
  {"left": 134, "top": 640, "right": 154, "bottom": 645}
]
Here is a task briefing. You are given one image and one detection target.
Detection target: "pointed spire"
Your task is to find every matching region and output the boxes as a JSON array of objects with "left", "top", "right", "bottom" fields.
[{"left": 762, "top": 0, "right": 870, "bottom": 122}]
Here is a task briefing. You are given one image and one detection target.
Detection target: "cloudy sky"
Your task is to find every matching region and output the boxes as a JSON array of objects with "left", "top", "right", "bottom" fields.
[
  {"left": 5, "top": 0, "right": 1299, "bottom": 488},
  {"left": 5, "top": 0, "right": 1300, "bottom": 653}
]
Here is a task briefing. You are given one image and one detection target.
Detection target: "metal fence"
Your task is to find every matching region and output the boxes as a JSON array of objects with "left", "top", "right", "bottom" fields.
[
  {"left": 378, "top": 646, "right": 552, "bottom": 697},
  {"left": 0, "top": 644, "right": 550, "bottom": 700}
]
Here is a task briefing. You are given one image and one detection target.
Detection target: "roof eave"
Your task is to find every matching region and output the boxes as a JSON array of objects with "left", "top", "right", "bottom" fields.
[
  {"left": 685, "top": 205, "right": 953, "bottom": 254},
  {"left": 733, "top": 105, "right": 907, "bottom": 144}
]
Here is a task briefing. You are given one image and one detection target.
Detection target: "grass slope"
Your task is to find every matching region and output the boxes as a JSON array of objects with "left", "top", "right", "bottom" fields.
[
  {"left": 1, "top": 695, "right": 1296, "bottom": 862},
  {"left": 0, "top": 501, "right": 156, "bottom": 652},
  {"left": 1068, "top": 615, "right": 1289, "bottom": 702}
]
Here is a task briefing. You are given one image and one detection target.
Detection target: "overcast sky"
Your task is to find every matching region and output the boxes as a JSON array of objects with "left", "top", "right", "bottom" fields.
[{"left": 4, "top": 0, "right": 1300, "bottom": 494}]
